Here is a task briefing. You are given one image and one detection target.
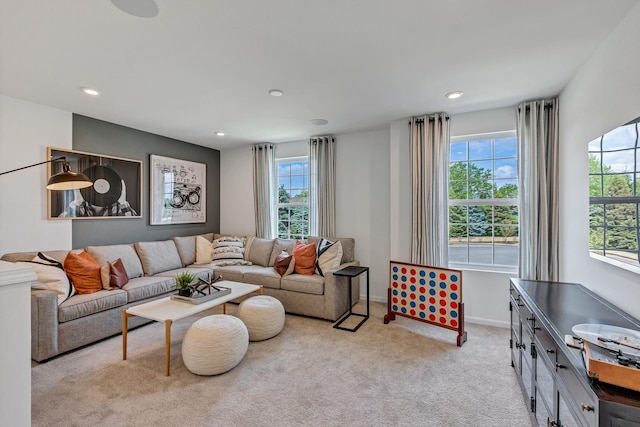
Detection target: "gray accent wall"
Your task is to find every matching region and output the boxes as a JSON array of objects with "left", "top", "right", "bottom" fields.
[{"left": 71, "top": 114, "right": 220, "bottom": 248}]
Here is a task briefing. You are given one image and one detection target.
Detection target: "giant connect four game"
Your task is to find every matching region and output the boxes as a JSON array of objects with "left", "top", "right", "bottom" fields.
[{"left": 384, "top": 261, "right": 467, "bottom": 346}]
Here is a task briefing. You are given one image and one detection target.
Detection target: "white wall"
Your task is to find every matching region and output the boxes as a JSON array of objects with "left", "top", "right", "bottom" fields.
[
  {"left": 0, "top": 95, "right": 72, "bottom": 254},
  {"left": 559, "top": 3, "right": 640, "bottom": 319}
]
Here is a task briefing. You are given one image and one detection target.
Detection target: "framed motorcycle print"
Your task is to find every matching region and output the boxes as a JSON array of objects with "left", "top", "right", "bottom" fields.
[{"left": 150, "top": 154, "right": 206, "bottom": 225}]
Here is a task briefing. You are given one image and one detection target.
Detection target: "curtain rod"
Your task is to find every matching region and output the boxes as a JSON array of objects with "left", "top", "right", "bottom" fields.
[
  {"left": 408, "top": 116, "right": 450, "bottom": 125},
  {"left": 517, "top": 101, "right": 556, "bottom": 111}
]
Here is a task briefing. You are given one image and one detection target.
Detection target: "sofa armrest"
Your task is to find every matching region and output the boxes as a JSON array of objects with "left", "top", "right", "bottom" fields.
[
  {"left": 31, "top": 289, "right": 59, "bottom": 362},
  {"left": 322, "top": 261, "right": 360, "bottom": 321}
]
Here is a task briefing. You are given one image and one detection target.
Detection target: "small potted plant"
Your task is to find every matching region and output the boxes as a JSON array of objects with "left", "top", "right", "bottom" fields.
[{"left": 176, "top": 271, "right": 198, "bottom": 297}]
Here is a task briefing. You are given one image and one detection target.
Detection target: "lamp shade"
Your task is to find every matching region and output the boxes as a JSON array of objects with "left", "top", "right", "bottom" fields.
[{"left": 46, "top": 162, "right": 93, "bottom": 190}]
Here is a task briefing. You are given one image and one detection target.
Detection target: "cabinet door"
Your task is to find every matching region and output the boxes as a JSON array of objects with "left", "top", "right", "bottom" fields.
[
  {"left": 535, "top": 349, "right": 555, "bottom": 426},
  {"left": 557, "top": 391, "right": 580, "bottom": 427}
]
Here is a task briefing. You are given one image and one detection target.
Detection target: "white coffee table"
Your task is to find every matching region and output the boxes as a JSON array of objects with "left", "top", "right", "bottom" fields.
[{"left": 122, "top": 280, "right": 262, "bottom": 376}]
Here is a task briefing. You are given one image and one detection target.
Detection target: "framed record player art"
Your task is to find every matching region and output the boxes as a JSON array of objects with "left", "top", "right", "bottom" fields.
[
  {"left": 150, "top": 154, "right": 206, "bottom": 225},
  {"left": 47, "top": 147, "right": 142, "bottom": 219}
]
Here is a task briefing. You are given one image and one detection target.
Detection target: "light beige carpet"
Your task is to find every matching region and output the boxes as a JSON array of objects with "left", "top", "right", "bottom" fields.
[{"left": 32, "top": 301, "right": 530, "bottom": 427}]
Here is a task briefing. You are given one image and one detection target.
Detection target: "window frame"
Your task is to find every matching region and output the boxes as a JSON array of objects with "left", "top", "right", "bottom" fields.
[
  {"left": 274, "top": 156, "right": 310, "bottom": 240},
  {"left": 448, "top": 130, "right": 519, "bottom": 274}
]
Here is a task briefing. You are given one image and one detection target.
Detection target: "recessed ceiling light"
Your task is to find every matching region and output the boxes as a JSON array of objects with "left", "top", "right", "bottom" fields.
[
  {"left": 310, "top": 119, "right": 328, "bottom": 126},
  {"left": 269, "top": 89, "right": 284, "bottom": 97},
  {"left": 446, "top": 91, "right": 464, "bottom": 99},
  {"left": 82, "top": 88, "right": 100, "bottom": 96},
  {"left": 215, "top": 132, "right": 225, "bottom": 136}
]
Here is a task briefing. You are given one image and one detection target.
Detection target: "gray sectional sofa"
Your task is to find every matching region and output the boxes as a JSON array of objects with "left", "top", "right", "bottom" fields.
[{"left": 1, "top": 234, "right": 359, "bottom": 362}]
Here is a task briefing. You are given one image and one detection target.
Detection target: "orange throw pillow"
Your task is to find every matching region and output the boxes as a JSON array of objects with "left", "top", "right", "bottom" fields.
[
  {"left": 63, "top": 251, "right": 103, "bottom": 294},
  {"left": 293, "top": 241, "right": 317, "bottom": 275}
]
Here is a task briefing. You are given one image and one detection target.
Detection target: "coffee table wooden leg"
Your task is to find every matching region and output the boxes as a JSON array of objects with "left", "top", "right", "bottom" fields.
[
  {"left": 122, "top": 310, "right": 128, "bottom": 360},
  {"left": 165, "top": 320, "right": 172, "bottom": 376}
]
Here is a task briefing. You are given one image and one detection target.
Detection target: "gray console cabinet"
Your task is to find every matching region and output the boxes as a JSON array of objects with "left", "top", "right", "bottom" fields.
[{"left": 510, "top": 279, "right": 640, "bottom": 426}]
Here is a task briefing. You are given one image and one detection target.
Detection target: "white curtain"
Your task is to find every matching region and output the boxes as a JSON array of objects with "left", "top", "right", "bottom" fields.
[
  {"left": 252, "top": 143, "right": 275, "bottom": 238},
  {"left": 309, "top": 136, "right": 336, "bottom": 237},
  {"left": 517, "top": 98, "right": 559, "bottom": 281},
  {"left": 410, "top": 113, "right": 450, "bottom": 266}
]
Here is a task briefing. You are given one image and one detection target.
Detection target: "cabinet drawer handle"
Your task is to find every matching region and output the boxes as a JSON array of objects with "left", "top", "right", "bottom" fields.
[
  {"left": 527, "top": 317, "right": 534, "bottom": 321},
  {"left": 555, "top": 363, "right": 566, "bottom": 369},
  {"left": 516, "top": 342, "right": 526, "bottom": 350},
  {"left": 546, "top": 348, "right": 555, "bottom": 354},
  {"left": 580, "top": 403, "right": 594, "bottom": 412}
]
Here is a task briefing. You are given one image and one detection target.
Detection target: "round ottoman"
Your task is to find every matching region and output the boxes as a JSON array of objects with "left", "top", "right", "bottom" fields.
[
  {"left": 181, "top": 314, "right": 248, "bottom": 375},
  {"left": 236, "top": 296, "right": 285, "bottom": 341}
]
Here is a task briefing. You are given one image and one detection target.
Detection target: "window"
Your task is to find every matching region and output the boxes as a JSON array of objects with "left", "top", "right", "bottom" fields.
[
  {"left": 448, "top": 133, "right": 519, "bottom": 270},
  {"left": 276, "top": 157, "right": 309, "bottom": 240},
  {"left": 588, "top": 118, "right": 640, "bottom": 270}
]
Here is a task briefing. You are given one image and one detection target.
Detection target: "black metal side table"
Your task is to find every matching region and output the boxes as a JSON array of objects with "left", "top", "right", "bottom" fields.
[{"left": 333, "top": 266, "right": 369, "bottom": 332}]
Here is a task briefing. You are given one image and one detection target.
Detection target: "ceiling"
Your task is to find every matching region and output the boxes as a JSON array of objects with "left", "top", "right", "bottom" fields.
[{"left": 1, "top": 0, "right": 638, "bottom": 150}]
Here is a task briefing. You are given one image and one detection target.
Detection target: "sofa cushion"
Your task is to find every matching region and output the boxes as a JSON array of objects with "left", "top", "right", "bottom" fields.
[
  {"left": 315, "top": 238, "right": 343, "bottom": 277},
  {"left": 153, "top": 267, "right": 214, "bottom": 282},
  {"left": 195, "top": 235, "right": 214, "bottom": 264},
  {"left": 307, "top": 237, "right": 355, "bottom": 264},
  {"left": 212, "top": 237, "right": 245, "bottom": 260},
  {"left": 86, "top": 244, "right": 144, "bottom": 278},
  {"left": 122, "top": 276, "right": 176, "bottom": 303},
  {"left": 64, "top": 251, "right": 103, "bottom": 294},
  {"left": 212, "top": 265, "right": 264, "bottom": 283},
  {"left": 281, "top": 274, "right": 324, "bottom": 295},
  {"left": 274, "top": 252, "right": 295, "bottom": 277},
  {"left": 293, "top": 241, "right": 316, "bottom": 275},
  {"left": 268, "top": 238, "right": 296, "bottom": 266},
  {"left": 58, "top": 289, "right": 128, "bottom": 323},
  {"left": 135, "top": 240, "right": 183, "bottom": 276},
  {"left": 109, "top": 258, "right": 129, "bottom": 289},
  {"left": 247, "top": 238, "right": 274, "bottom": 267},
  {"left": 172, "top": 234, "right": 212, "bottom": 266},
  {"left": 16, "top": 260, "right": 74, "bottom": 305},
  {"left": 242, "top": 268, "right": 282, "bottom": 289}
]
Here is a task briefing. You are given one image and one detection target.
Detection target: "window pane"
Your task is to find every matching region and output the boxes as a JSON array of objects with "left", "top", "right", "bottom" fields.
[
  {"left": 495, "top": 180, "right": 518, "bottom": 198},
  {"left": 450, "top": 142, "right": 467, "bottom": 162},
  {"left": 449, "top": 180, "right": 468, "bottom": 199},
  {"left": 602, "top": 124, "right": 637, "bottom": 151},
  {"left": 278, "top": 163, "right": 290, "bottom": 175},
  {"left": 470, "top": 160, "right": 492, "bottom": 177},
  {"left": 589, "top": 175, "right": 603, "bottom": 197},
  {"left": 469, "top": 238, "right": 493, "bottom": 264},
  {"left": 602, "top": 151, "right": 635, "bottom": 173},
  {"left": 589, "top": 226, "right": 604, "bottom": 251},
  {"left": 278, "top": 177, "right": 291, "bottom": 189},
  {"left": 469, "top": 140, "right": 492, "bottom": 160},
  {"left": 494, "top": 158, "right": 517, "bottom": 179},
  {"left": 495, "top": 137, "right": 517, "bottom": 158},
  {"left": 605, "top": 227, "right": 638, "bottom": 251},
  {"left": 494, "top": 206, "right": 518, "bottom": 226},
  {"left": 588, "top": 137, "right": 602, "bottom": 152}
]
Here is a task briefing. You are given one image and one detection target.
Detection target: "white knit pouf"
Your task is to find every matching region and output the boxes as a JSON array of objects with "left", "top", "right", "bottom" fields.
[
  {"left": 181, "top": 314, "right": 248, "bottom": 375},
  {"left": 236, "top": 295, "right": 285, "bottom": 341}
]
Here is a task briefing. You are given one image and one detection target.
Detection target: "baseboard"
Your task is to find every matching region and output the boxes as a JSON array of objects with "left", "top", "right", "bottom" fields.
[{"left": 464, "top": 316, "right": 509, "bottom": 329}]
